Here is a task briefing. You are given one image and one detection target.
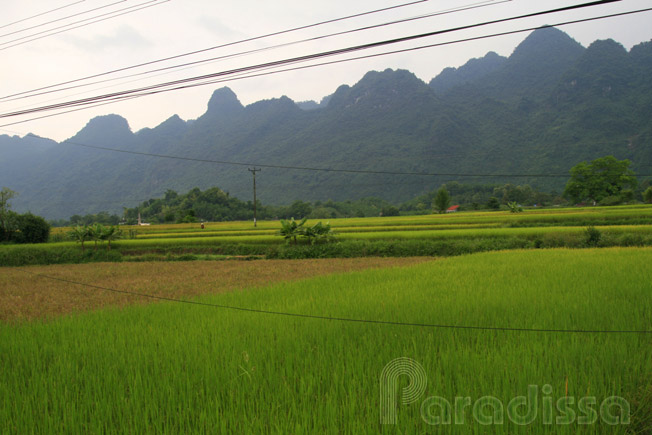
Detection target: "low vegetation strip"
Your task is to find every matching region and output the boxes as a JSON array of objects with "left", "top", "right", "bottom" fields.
[
  {"left": 1, "top": 248, "right": 650, "bottom": 432},
  {"left": 3, "top": 225, "right": 652, "bottom": 265},
  {"left": 4, "top": 205, "right": 652, "bottom": 266},
  {"left": 0, "top": 257, "right": 429, "bottom": 322}
]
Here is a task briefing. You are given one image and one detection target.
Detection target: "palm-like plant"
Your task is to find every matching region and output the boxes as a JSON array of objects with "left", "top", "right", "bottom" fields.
[
  {"left": 88, "top": 223, "right": 106, "bottom": 251},
  {"left": 507, "top": 202, "right": 523, "bottom": 213},
  {"left": 304, "top": 221, "right": 335, "bottom": 245},
  {"left": 68, "top": 225, "right": 91, "bottom": 251},
  {"left": 101, "top": 225, "right": 122, "bottom": 250},
  {"left": 277, "top": 217, "right": 307, "bottom": 244}
]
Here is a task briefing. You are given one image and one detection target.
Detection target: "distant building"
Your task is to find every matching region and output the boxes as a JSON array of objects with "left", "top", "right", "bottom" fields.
[
  {"left": 446, "top": 205, "right": 460, "bottom": 213},
  {"left": 137, "top": 212, "right": 150, "bottom": 226}
]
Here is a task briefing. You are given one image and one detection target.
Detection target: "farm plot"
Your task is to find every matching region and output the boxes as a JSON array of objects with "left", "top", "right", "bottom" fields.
[
  {"left": 0, "top": 257, "right": 427, "bottom": 322},
  {"left": 9, "top": 205, "right": 652, "bottom": 266},
  {"left": 1, "top": 248, "right": 650, "bottom": 433}
]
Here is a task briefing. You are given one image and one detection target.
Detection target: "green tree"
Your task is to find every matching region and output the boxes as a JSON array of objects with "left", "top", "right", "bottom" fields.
[
  {"left": 644, "top": 187, "right": 652, "bottom": 204},
  {"left": 563, "top": 156, "right": 637, "bottom": 204},
  {"left": 433, "top": 186, "right": 451, "bottom": 214},
  {"left": 0, "top": 187, "right": 17, "bottom": 241},
  {"left": 380, "top": 206, "right": 399, "bottom": 217},
  {"left": 487, "top": 197, "right": 500, "bottom": 210},
  {"left": 12, "top": 213, "right": 50, "bottom": 244},
  {"left": 287, "top": 201, "right": 312, "bottom": 219}
]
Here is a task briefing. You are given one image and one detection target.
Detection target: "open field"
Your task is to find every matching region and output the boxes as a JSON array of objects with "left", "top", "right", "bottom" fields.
[
  {"left": 0, "top": 257, "right": 428, "bottom": 322},
  {"left": 1, "top": 248, "right": 651, "bottom": 433},
  {"left": 5, "top": 205, "right": 652, "bottom": 266},
  {"left": 50, "top": 204, "right": 652, "bottom": 237}
]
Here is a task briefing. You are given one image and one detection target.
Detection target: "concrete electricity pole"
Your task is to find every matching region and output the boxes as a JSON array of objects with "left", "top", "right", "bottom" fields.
[{"left": 248, "top": 168, "right": 261, "bottom": 226}]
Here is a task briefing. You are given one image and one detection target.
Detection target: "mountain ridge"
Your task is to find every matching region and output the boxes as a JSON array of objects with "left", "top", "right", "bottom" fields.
[{"left": 1, "top": 27, "right": 651, "bottom": 219}]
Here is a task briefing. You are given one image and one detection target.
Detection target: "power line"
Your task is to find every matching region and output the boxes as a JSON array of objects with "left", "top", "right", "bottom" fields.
[
  {"left": 0, "top": 0, "right": 510, "bottom": 104},
  {"left": 0, "top": 0, "right": 432, "bottom": 101},
  {"left": 0, "top": 0, "right": 171, "bottom": 51},
  {"left": 0, "top": 0, "right": 626, "bottom": 117},
  {"left": 15, "top": 269, "right": 652, "bottom": 334},
  {"left": 0, "top": 0, "right": 86, "bottom": 30},
  {"left": 4, "top": 5, "right": 651, "bottom": 130},
  {"left": 22, "top": 133, "right": 652, "bottom": 178},
  {"left": 0, "top": 94, "right": 143, "bottom": 128},
  {"left": 0, "top": 0, "right": 126, "bottom": 39}
]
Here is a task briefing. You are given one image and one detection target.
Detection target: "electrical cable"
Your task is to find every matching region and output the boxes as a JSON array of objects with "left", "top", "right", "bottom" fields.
[
  {"left": 0, "top": 0, "right": 510, "bottom": 104},
  {"left": 0, "top": 0, "right": 625, "bottom": 117},
  {"left": 20, "top": 133, "right": 652, "bottom": 178},
  {"left": 3, "top": 6, "right": 651, "bottom": 130},
  {"left": 0, "top": 0, "right": 127, "bottom": 39},
  {"left": 0, "top": 0, "right": 433, "bottom": 101},
  {"left": 0, "top": 0, "right": 86, "bottom": 30},
  {"left": 15, "top": 269, "right": 652, "bottom": 334},
  {"left": 0, "top": 0, "right": 171, "bottom": 51}
]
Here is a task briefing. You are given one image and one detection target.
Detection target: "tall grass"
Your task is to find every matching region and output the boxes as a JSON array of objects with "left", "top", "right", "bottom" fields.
[{"left": 1, "top": 248, "right": 650, "bottom": 433}]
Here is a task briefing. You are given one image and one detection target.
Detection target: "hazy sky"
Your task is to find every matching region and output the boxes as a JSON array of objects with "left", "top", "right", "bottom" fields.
[{"left": 1, "top": 0, "right": 651, "bottom": 142}]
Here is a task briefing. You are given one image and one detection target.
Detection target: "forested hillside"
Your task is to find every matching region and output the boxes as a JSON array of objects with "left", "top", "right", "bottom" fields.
[{"left": 1, "top": 27, "right": 651, "bottom": 219}]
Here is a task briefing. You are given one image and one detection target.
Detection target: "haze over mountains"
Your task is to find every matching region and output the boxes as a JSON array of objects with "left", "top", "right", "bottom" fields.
[{"left": 1, "top": 27, "right": 651, "bottom": 219}]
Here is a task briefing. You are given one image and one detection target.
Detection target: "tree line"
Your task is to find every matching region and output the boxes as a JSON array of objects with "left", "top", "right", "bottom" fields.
[{"left": 37, "top": 155, "right": 652, "bottom": 228}]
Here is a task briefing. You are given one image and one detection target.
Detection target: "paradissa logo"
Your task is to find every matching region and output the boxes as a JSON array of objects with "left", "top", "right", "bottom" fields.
[{"left": 380, "top": 358, "right": 630, "bottom": 426}]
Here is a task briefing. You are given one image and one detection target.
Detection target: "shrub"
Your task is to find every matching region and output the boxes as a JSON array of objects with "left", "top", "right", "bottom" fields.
[
  {"left": 487, "top": 197, "right": 500, "bottom": 210},
  {"left": 380, "top": 206, "right": 400, "bottom": 217},
  {"left": 507, "top": 202, "right": 523, "bottom": 213},
  {"left": 598, "top": 195, "right": 622, "bottom": 206},
  {"left": 644, "top": 187, "right": 652, "bottom": 204},
  {"left": 585, "top": 226, "right": 602, "bottom": 247},
  {"left": 12, "top": 213, "right": 50, "bottom": 244}
]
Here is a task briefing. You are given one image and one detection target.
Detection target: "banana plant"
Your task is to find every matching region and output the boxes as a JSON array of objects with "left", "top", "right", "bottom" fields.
[
  {"left": 68, "top": 225, "right": 92, "bottom": 252},
  {"left": 277, "top": 217, "right": 307, "bottom": 244},
  {"left": 88, "top": 223, "right": 106, "bottom": 251},
  {"left": 101, "top": 225, "right": 122, "bottom": 250},
  {"left": 507, "top": 202, "right": 523, "bottom": 213},
  {"left": 303, "top": 221, "right": 335, "bottom": 245}
]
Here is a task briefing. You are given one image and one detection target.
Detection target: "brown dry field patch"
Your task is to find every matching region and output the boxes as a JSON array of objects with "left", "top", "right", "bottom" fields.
[{"left": 1, "top": 258, "right": 432, "bottom": 323}]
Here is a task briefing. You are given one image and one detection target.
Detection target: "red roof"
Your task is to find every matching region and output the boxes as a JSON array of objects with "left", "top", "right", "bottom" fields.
[{"left": 447, "top": 205, "right": 460, "bottom": 211}]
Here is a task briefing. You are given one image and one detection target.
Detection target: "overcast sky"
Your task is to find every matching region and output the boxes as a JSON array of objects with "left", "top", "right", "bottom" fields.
[{"left": 1, "top": 0, "right": 651, "bottom": 142}]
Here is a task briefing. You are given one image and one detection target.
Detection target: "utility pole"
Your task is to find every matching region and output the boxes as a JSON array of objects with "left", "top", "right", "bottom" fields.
[{"left": 248, "top": 168, "right": 261, "bottom": 226}]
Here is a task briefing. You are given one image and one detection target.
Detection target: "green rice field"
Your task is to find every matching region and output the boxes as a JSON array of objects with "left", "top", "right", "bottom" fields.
[
  {"left": 51, "top": 205, "right": 652, "bottom": 246},
  {"left": 4, "top": 205, "right": 640, "bottom": 266},
  {"left": 1, "top": 248, "right": 651, "bottom": 433}
]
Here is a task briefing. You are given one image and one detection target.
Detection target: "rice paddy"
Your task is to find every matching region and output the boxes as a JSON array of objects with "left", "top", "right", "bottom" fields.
[
  {"left": 1, "top": 248, "right": 651, "bottom": 433},
  {"left": 2, "top": 206, "right": 652, "bottom": 432},
  {"left": 0, "top": 257, "right": 428, "bottom": 322},
  {"left": 44, "top": 204, "right": 652, "bottom": 253}
]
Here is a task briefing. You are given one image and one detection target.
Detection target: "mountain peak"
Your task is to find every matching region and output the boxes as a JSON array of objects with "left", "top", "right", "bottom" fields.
[
  {"left": 159, "top": 114, "right": 186, "bottom": 128},
  {"left": 329, "top": 68, "right": 432, "bottom": 109},
  {"left": 71, "top": 114, "right": 132, "bottom": 142},
  {"left": 429, "top": 51, "right": 507, "bottom": 93},
  {"left": 511, "top": 27, "right": 583, "bottom": 59},
  {"left": 474, "top": 27, "right": 586, "bottom": 100},
  {"left": 83, "top": 114, "right": 131, "bottom": 132},
  {"left": 206, "top": 87, "right": 244, "bottom": 117},
  {"left": 138, "top": 114, "right": 187, "bottom": 136}
]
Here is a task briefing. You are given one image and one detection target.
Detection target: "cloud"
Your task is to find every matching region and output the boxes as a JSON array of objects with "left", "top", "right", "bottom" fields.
[
  {"left": 197, "top": 15, "right": 243, "bottom": 40},
  {"left": 61, "top": 24, "right": 152, "bottom": 53}
]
